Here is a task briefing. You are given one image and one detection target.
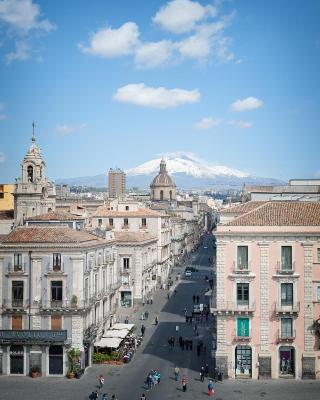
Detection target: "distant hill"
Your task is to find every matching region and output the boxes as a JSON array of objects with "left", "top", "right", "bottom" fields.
[{"left": 56, "top": 152, "right": 285, "bottom": 190}]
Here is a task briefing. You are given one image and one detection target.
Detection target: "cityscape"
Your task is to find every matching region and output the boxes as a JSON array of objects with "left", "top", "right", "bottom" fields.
[{"left": 0, "top": 1, "right": 320, "bottom": 400}]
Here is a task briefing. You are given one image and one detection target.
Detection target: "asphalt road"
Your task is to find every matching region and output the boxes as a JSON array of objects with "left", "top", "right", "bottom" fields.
[{"left": 1, "top": 234, "right": 320, "bottom": 399}]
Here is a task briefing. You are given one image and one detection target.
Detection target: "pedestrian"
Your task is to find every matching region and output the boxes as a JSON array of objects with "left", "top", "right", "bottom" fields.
[
  {"left": 155, "top": 316, "right": 158, "bottom": 325},
  {"left": 144, "top": 310, "right": 149, "bottom": 319},
  {"left": 93, "top": 390, "right": 99, "bottom": 400},
  {"left": 194, "top": 323, "right": 197, "bottom": 332},
  {"left": 141, "top": 324, "right": 146, "bottom": 336},
  {"left": 111, "top": 395, "right": 117, "bottom": 400},
  {"left": 174, "top": 366, "right": 180, "bottom": 381},
  {"left": 150, "top": 296, "right": 153, "bottom": 304},
  {"left": 141, "top": 311, "right": 145, "bottom": 320},
  {"left": 172, "top": 336, "right": 175, "bottom": 347},
  {"left": 197, "top": 344, "right": 201, "bottom": 357},
  {"left": 181, "top": 376, "right": 188, "bottom": 392},
  {"left": 185, "top": 339, "right": 189, "bottom": 351},
  {"left": 167, "top": 292, "right": 170, "bottom": 300},
  {"left": 89, "top": 392, "right": 95, "bottom": 400},
  {"left": 146, "top": 373, "right": 152, "bottom": 390},
  {"left": 98, "top": 374, "right": 105, "bottom": 389},
  {"left": 193, "top": 295, "right": 196, "bottom": 303},
  {"left": 102, "top": 394, "right": 108, "bottom": 400},
  {"left": 174, "top": 289, "right": 177, "bottom": 295},
  {"left": 200, "top": 366, "right": 205, "bottom": 382},
  {"left": 190, "top": 339, "right": 193, "bottom": 350},
  {"left": 208, "top": 380, "right": 214, "bottom": 397},
  {"left": 196, "top": 295, "right": 199, "bottom": 303},
  {"left": 181, "top": 339, "right": 185, "bottom": 350},
  {"left": 205, "top": 363, "right": 209, "bottom": 377},
  {"left": 141, "top": 394, "right": 147, "bottom": 400}
]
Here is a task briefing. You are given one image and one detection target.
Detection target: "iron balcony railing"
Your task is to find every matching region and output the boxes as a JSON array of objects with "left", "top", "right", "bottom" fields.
[
  {"left": 277, "top": 329, "right": 296, "bottom": 341},
  {"left": 211, "top": 301, "right": 256, "bottom": 314}
]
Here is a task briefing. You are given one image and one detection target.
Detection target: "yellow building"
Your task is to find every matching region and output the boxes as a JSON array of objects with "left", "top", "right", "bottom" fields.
[{"left": 0, "top": 184, "right": 14, "bottom": 210}]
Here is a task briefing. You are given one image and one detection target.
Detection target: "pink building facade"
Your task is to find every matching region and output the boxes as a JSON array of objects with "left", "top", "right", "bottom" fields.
[{"left": 213, "top": 202, "right": 320, "bottom": 379}]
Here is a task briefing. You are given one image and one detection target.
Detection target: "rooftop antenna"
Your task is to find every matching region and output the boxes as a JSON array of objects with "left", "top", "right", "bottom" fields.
[{"left": 32, "top": 120, "right": 36, "bottom": 143}]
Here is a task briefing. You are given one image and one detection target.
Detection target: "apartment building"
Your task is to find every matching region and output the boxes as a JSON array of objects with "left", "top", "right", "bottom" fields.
[
  {"left": 214, "top": 202, "right": 320, "bottom": 380},
  {"left": 108, "top": 168, "right": 126, "bottom": 199},
  {"left": 0, "top": 226, "right": 118, "bottom": 376}
]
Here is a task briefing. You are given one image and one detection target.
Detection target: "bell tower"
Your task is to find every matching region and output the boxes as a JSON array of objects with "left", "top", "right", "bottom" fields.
[{"left": 14, "top": 122, "right": 56, "bottom": 226}]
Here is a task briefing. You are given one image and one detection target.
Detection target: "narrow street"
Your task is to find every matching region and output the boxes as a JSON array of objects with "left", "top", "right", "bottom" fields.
[{"left": 1, "top": 234, "right": 320, "bottom": 399}]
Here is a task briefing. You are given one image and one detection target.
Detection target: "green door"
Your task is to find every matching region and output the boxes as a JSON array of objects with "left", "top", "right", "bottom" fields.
[{"left": 237, "top": 318, "right": 249, "bottom": 337}]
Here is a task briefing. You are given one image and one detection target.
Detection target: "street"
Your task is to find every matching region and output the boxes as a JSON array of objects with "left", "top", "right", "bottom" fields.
[{"left": 1, "top": 234, "right": 320, "bottom": 399}]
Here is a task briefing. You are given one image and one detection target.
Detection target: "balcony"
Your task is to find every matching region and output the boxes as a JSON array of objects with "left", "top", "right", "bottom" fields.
[
  {"left": 120, "top": 268, "right": 131, "bottom": 275},
  {"left": 233, "top": 329, "right": 251, "bottom": 341},
  {"left": 277, "top": 329, "right": 296, "bottom": 342},
  {"left": 7, "top": 263, "right": 26, "bottom": 275},
  {"left": 11, "top": 299, "right": 24, "bottom": 308},
  {"left": 39, "top": 299, "right": 93, "bottom": 311},
  {"left": 275, "top": 261, "right": 295, "bottom": 275},
  {"left": 275, "top": 302, "right": 300, "bottom": 315},
  {"left": 211, "top": 301, "right": 255, "bottom": 316}
]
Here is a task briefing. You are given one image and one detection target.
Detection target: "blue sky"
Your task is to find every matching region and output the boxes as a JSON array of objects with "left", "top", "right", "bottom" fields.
[{"left": 0, "top": 0, "right": 319, "bottom": 183}]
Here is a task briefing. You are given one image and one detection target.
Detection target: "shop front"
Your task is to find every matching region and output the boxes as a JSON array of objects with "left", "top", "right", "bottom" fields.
[
  {"left": 235, "top": 345, "right": 252, "bottom": 378},
  {"left": 279, "top": 346, "right": 295, "bottom": 377},
  {"left": 0, "top": 330, "right": 67, "bottom": 376}
]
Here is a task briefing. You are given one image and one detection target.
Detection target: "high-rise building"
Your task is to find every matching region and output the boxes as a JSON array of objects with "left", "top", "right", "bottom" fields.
[{"left": 108, "top": 168, "right": 125, "bottom": 198}]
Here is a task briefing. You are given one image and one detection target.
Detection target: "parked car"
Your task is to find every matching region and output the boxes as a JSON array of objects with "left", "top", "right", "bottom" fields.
[{"left": 185, "top": 270, "right": 192, "bottom": 277}]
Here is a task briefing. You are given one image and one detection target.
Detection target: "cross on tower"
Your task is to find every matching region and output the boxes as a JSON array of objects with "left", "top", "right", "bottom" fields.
[{"left": 32, "top": 120, "right": 36, "bottom": 142}]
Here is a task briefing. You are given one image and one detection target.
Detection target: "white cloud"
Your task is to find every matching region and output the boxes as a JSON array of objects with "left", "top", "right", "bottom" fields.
[
  {"left": 228, "top": 120, "right": 253, "bottom": 129},
  {"left": 0, "top": 0, "right": 54, "bottom": 32},
  {"left": 230, "top": 97, "right": 263, "bottom": 112},
  {"left": 0, "top": 0, "right": 55, "bottom": 62},
  {"left": 0, "top": 151, "right": 5, "bottom": 163},
  {"left": 153, "top": 0, "right": 217, "bottom": 34},
  {"left": 79, "top": 22, "right": 139, "bottom": 58},
  {"left": 194, "top": 117, "right": 222, "bottom": 130},
  {"left": 0, "top": 102, "right": 7, "bottom": 120},
  {"left": 177, "top": 14, "right": 235, "bottom": 62},
  {"left": 113, "top": 83, "right": 200, "bottom": 109},
  {"left": 134, "top": 40, "right": 174, "bottom": 69},
  {"left": 55, "top": 123, "right": 87, "bottom": 136}
]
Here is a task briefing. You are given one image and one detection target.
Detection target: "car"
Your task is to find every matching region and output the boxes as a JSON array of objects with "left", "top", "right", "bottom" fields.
[
  {"left": 185, "top": 266, "right": 198, "bottom": 272},
  {"left": 203, "top": 246, "right": 208, "bottom": 249},
  {"left": 185, "top": 270, "right": 192, "bottom": 277}
]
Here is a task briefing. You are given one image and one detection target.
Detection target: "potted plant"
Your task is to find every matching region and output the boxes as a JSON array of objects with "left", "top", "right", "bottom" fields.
[
  {"left": 71, "top": 294, "right": 78, "bottom": 307},
  {"left": 67, "top": 347, "right": 81, "bottom": 378},
  {"left": 30, "top": 365, "right": 41, "bottom": 378}
]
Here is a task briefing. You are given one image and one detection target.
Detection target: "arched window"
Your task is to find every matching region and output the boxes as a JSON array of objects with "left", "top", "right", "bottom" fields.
[
  {"left": 27, "top": 165, "right": 33, "bottom": 182},
  {"left": 170, "top": 190, "right": 172, "bottom": 201},
  {"left": 160, "top": 190, "right": 164, "bottom": 201}
]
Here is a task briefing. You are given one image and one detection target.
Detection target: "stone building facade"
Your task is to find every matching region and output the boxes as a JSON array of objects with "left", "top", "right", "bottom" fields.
[
  {"left": 0, "top": 226, "right": 118, "bottom": 376},
  {"left": 213, "top": 202, "right": 320, "bottom": 380}
]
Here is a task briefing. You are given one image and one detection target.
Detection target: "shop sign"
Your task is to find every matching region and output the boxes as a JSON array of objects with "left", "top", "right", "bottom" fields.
[{"left": 0, "top": 330, "right": 67, "bottom": 342}]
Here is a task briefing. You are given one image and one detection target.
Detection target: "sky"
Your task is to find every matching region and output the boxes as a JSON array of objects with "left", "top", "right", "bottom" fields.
[{"left": 0, "top": 0, "right": 319, "bottom": 183}]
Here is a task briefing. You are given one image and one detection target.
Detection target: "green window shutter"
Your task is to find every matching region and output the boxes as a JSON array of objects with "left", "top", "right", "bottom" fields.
[{"left": 237, "top": 318, "right": 249, "bottom": 336}]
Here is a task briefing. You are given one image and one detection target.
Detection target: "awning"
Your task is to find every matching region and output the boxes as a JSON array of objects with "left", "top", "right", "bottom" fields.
[
  {"left": 103, "top": 329, "right": 129, "bottom": 339},
  {"left": 111, "top": 323, "right": 134, "bottom": 331},
  {"left": 204, "top": 290, "right": 212, "bottom": 296},
  {"left": 94, "top": 337, "right": 122, "bottom": 348}
]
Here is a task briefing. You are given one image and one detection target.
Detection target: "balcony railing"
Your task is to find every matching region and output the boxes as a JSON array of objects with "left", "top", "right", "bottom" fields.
[
  {"left": 12, "top": 299, "right": 24, "bottom": 308},
  {"left": 275, "top": 301, "right": 300, "bottom": 314},
  {"left": 211, "top": 301, "right": 256, "bottom": 315},
  {"left": 277, "top": 329, "right": 296, "bottom": 341},
  {"left": 276, "top": 261, "right": 295, "bottom": 275},
  {"left": 120, "top": 268, "right": 131, "bottom": 275}
]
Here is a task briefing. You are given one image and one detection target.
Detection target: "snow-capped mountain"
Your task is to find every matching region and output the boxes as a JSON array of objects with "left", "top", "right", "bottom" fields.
[
  {"left": 126, "top": 152, "right": 249, "bottom": 179},
  {"left": 56, "top": 152, "right": 284, "bottom": 189}
]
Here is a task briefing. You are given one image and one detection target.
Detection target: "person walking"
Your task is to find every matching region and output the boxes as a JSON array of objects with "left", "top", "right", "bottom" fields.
[
  {"left": 155, "top": 316, "right": 158, "bottom": 325},
  {"left": 181, "top": 376, "right": 188, "bottom": 392},
  {"left": 208, "top": 380, "right": 214, "bottom": 397},
  {"left": 98, "top": 374, "right": 105, "bottom": 389},
  {"left": 102, "top": 394, "right": 108, "bottom": 400},
  {"left": 196, "top": 295, "right": 199, "bottom": 303},
  {"left": 141, "top": 324, "right": 146, "bottom": 337},
  {"left": 174, "top": 366, "right": 180, "bottom": 381},
  {"left": 205, "top": 363, "right": 209, "bottom": 377},
  {"left": 141, "top": 394, "right": 147, "bottom": 400},
  {"left": 179, "top": 336, "right": 183, "bottom": 348},
  {"left": 200, "top": 366, "right": 205, "bottom": 382},
  {"left": 192, "top": 295, "right": 196, "bottom": 303}
]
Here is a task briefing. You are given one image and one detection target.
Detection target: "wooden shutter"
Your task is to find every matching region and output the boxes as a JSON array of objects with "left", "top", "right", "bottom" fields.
[
  {"left": 51, "top": 315, "right": 62, "bottom": 330},
  {"left": 237, "top": 318, "right": 249, "bottom": 337},
  {"left": 12, "top": 315, "right": 22, "bottom": 330}
]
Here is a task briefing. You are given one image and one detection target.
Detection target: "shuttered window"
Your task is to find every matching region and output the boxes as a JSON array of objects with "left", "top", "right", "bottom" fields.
[
  {"left": 12, "top": 315, "right": 22, "bottom": 330},
  {"left": 237, "top": 318, "right": 249, "bottom": 337},
  {"left": 51, "top": 315, "right": 62, "bottom": 330}
]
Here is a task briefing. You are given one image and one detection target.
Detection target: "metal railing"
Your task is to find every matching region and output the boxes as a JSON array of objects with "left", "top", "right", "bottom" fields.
[
  {"left": 212, "top": 301, "right": 256, "bottom": 313},
  {"left": 275, "top": 301, "right": 300, "bottom": 314},
  {"left": 277, "top": 329, "right": 296, "bottom": 341}
]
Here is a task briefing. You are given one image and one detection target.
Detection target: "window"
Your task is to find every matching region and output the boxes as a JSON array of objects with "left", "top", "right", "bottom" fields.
[
  {"left": 170, "top": 190, "right": 172, "bottom": 201},
  {"left": 27, "top": 165, "right": 33, "bottom": 182},
  {"left": 94, "top": 274, "right": 98, "bottom": 295},
  {"left": 53, "top": 253, "right": 61, "bottom": 271},
  {"left": 317, "top": 248, "right": 320, "bottom": 263},
  {"left": 12, "top": 281, "right": 23, "bottom": 307},
  {"left": 281, "top": 283, "right": 293, "bottom": 306},
  {"left": 51, "top": 315, "right": 62, "bottom": 330},
  {"left": 123, "top": 218, "right": 128, "bottom": 227},
  {"left": 125, "top": 206, "right": 129, "bottom": 211},
  {"left": 141, "top": 218, "right": 146, "bottom": 227},
  {"left": 237, "top": 283, "right": 249, "bottom": 306},
  {"left": 14, "top": 253, "right": 23, "bottom": 271},
  {"left": 317, "top": 286, "right": 320, "bottom": 302},
  {"left": 237, "top": 318, "right": 249, "bottom": 337},
  {"left": 122, "top": 275, "right": 129, "bottom": 285},
  {"left": 123, "top": 258, "right": 130, "bottom": 270},
  {"left": 281, "top": 318, "right": 293, "bottom": 338},
  {"left": 98, "top": 218, "right": 102, "bottom": 227},
  {"left": 237, "top": 246, "right": 248, "bottom": 270},
  {"left": 51, "top": 281, "right": 63, "bottom": 304},
  {"left": 12, "top": 315, "right": 22, "bottom": 330},
  {"left": 84, "top": 278, "right": 89, "bottom": 302},
  {"left": 281, "top": 246, "right": 292, "bottom": 270},
  {"left": 160, "top": 190, "right": 164, "bottom": 201},
  {"left": 109, "top": 218, "right": 113, "bottom": 227}
]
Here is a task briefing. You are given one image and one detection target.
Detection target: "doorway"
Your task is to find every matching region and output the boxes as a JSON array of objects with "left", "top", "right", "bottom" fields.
[
  {"left": 49, "top": 345, "right": 63, "bottom": 375},
  {"left": 235, "top": 345, "right": 252, "bottom": 378},
  {"left": 279, "top": 346, "right": 295, "bottom": 377},
  {"left": 10, "top": 345, "right": 24, "bottom": 374}
]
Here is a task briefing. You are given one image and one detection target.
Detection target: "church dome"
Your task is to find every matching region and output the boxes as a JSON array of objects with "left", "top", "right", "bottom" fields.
[{"left": 150, "top": 159, "right": 176, "bottom": 188}]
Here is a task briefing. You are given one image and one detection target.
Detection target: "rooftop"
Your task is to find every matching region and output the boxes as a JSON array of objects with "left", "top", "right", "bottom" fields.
[
  {"left": 2, "top": 226, "right": 104, "bottom": 244},
  {"left": 227, "top": 201, "right": 320, "bottom": 226},
  {"left": 115, "top": 232, "right": 157, "bottom": 243},
  {"left": 26, "top": 210, "right": 84, "bottom": 221},
  {"left": 220, "top": 201, "right": 266, "bottom": 214},
  {"left": 93, "top": 206, "right": 161, "bottom": 218}
]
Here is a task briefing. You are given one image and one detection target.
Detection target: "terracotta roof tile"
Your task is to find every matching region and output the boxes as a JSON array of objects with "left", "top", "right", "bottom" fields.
[
  {"left": 115, "top": 232, "right": 157, "bottom": 243},
  {"left": 220, "top": 201, "right": 266, "bottom": 214},
  {"left": 93, "top": 206, "right": 161, "bottom": 218},
  {"left": 227, "top": 201, "right": 320, "bottom": 226},
  {"left": 26, "top": 210, "right": 84, "bottom": 221},
  {"left": 2, "top": 226, "right": 101, "bottom": 244}
]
